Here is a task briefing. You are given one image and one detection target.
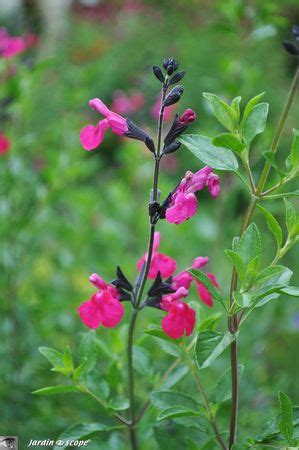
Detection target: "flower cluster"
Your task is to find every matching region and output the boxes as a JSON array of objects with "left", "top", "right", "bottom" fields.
[
  {"left": 165, "top": 167, "right": 220, "bottom": 224},
  {"left": 79, "top": 232, "right": 219, "bottom": 339},
  {"left": 0, "top": 27, "right": 35, "bottom": 59}
]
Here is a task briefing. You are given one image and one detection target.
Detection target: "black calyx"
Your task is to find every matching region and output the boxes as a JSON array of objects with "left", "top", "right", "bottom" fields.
[
  {"left": 163, "top": 85, "right": 184, "bottom": 107},
  {"left": 283, "top": 24, "right": 299, "bottom": 56},
  {"left": 145, "top": 272, "right": 175, "bottom": 309},
  {"left": 124, "top": 119, "right": 156, "bottom": 154},
  {"left": 169, "top": 70, "right": 186, "bottom": 85},
  {"left": 153, "top": 65, "right": 165, "bottom": 83},
  {"left": 163, "top": 57, "right": 179, "bottom": 75},
  {"left": 163, "top": 141, "right": 181, "bottom": 155},
  {"left": 164, "top": 113, "right": 187, "bottom": 147},
  {"left": 111, "top": 266, "right": 133, "bottom": 301}
]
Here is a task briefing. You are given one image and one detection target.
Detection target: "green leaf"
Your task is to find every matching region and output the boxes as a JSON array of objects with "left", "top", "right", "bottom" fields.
[
  {"left": 263, "top": 190, "right": 299, "bottom": 199},
  {"left": 279, "top": 286, "right": 299, "bottom": 297},
  {"left": 195, "top": 330, "right": 235, "bottom": 369},
  {"left": 213, "top": 133, "right": 246, "bottom": 153},
  {"left": 53, "top": 422, "right": 124, "bottom": 450},
  {"left": 180, "top": 134, "right": 238, "bottom": 171},
  {"left": 150, "top": 390, "right": 199, "bottom": 411},
  {"left": 157, "top": 406, "right": 201, "bottom": 421},
  {"left": 242, "top": 92, "right": 265, "bottom": 121},
  {"left": 133, "top": 345, "right": 153, "bottom": 376},
  {"left": 236, "top": 223, "right": 262, "bottom": 266},
  {"left": 39, "top": 347, "right": 64, "bottom": 368},
  {"left": 279, "top": 391, "right": 294, "bottom": 443},
  {"left": 145, "top": 326, "right": 182, "bottom": 357},
  {"left": 231, "top": 96, "right": 242, "bottom": 120},
  {"left": 108, "top": 398, "right": 129, "bottom": 411},
  {"left": 284, "top": 199, "right": 298, "bottom": 238},
  {"left": 33, "top": 385, "right": 79, "bottom": 395},
  {"left": 225, "top": 249, "right": 246, "bottom": 283},
  {"left": 203, "top": 92, "right": 238, "bottom": 132},
  {"left": 241, "top": 103, "right": 269, "bottom": 145},
  {"left": 63, "top": 346, "right": 74, "bottom": 373},
  {"left": 73, "top": 358, "right": 89, "bottom": 381},
  {"left": 189, "top": 269, "right": 224, "bottom": 304},
  {"left": 161, "top": 365, "right": 189, "bottom": 390},
  {"left": 199, "top": 313, "right": 222, "bottom": 331},
  {"left": 258, "top": 204, "right": 283, "bottom": 248},
  {"left": 289, "top": 129, "right": 299, "bottom": 172},
  {"left": 216, "top": 365, "right": 244, "bottom": 404}
]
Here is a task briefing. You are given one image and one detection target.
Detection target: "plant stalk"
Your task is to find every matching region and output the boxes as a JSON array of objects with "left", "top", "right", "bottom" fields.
[
  {"left": 126, "top": 83, "right": 168, "bottom": 450},
  {"left": 228, "top": 64, "right": 298, "bottom": 449}
]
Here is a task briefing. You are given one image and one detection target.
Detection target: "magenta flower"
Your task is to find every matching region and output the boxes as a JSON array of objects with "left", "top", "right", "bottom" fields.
[
  {"left": 196, "top": 273, "right": 219, "bottom": 308},
  {"left": 78, "top": 273, "right": 124, "bottom": 329},
  {"left": 161, "top": 289, "right": 196, "bottom": 339},
  {"left": 137, "top": 232, "right": 177, "bottom": 279},
  {"left": 165, "top": 167, "right": 220, "bottom": 224},
  {"left": 0, "top": 28, "right": 29, "bottom": 59},
  {"left": 80, "top": 98, "right": 128, "bottom": 151},
  {"left": 111, "top": 90, "right": 145, "bottom": 115},
  {"left": 0, "top": 133, "right": 11, "bottom": 155}
]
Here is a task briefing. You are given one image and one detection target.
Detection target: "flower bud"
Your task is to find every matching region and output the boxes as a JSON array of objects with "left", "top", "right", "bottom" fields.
[
  {"left": 152, "top": 65, "right": 165, "bottom": 83},
  {"left": 169, "top": 70, "right": 186, "bottom": 85},
  {"left": 164, "top": 85, "right": 184, "bottom": 107},
  {"left": 283, "top": 41, "right": 299, "bottom": 55},
  {"left": 179, "top": 109, "right": 197, "bottom": 125},
  {"left": 163, "top": 57, "right": 179, "bottom": 75}
]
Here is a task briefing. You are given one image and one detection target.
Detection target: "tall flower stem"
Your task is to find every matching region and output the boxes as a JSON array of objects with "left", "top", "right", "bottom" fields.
[
  {"left": 126, "top": 84, "right": 168, "bottom": 450},
  {"left": 228, "top": 64, "right": 298, "bottom": 449}
]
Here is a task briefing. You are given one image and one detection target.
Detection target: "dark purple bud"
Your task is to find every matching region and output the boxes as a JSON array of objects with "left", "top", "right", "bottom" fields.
[
  {"left": 164, "top": 114, "right": 187, "bottom": 146},
  {"left": 164, "top": 85, "right": 184, "bottom": 107},
  {"left": 163, "top": 57, "right": 179, "bottom": 75},
  {"left": 125, "top": 119, "right": 156, "bottom": 154},
  {"left": 163, "top": 141, "right": 181, "bottom": 154},
  {"left": 179, "top": 108, "right": 197, "bottom": 125},
  {"left": 153, "top": 65, "right": 165, "bottom": 83},
  {"left": 283, "top": 41, "right": 299, "bottom": 55},
  {"left": 169, "top": 70, "right": 186, "bottom": 85}
]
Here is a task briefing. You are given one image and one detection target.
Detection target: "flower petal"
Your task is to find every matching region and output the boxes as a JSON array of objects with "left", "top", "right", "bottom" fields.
[
  {"left": 78, "top": 300, "right": 101, "bottom": 329},
  {"left": 165, "top": 192, "right": 198, "bottom": 224},
  {"left": 98, "top": 291, "right": 124, "bottom": 328},
  {"left": 80, "top": 119, "right": 109, "bottom": 151}
]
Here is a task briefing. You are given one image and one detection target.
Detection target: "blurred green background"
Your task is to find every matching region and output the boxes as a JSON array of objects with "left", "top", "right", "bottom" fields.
[{"left": 1, "top": 0, "right": 298, "bottom": 448}]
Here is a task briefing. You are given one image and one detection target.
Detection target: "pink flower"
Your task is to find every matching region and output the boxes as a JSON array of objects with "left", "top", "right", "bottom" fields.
[
  {"left": 172, "top": 256, "right": 209, "bottom": 290},
  {"left": 78, "top": 273, "right": 124, "bottom": 329},
  {"left": 0, "top": 133, "right": 11, "bottom": 155},
  {"left": 0, "top": 28, "right": 28, "bottom": 59},
  {"left": 151, "top": 95, "right": 176, "bottom": 122},
  {"left": 165, "top": 167, "right": 220, "bottom": 224},
  {"left": 137, "top": 232, "right": 177, "bottom": 279},
  {"left": 179, "top": 109, "right": 196, "bottom": 125},
  {"left": 80, "top": 98, "right": 128, "bottom": 151},
  {"left": 196, "top": 273, "right": 219, "bottom": 308},
  {"left": 111, "top": 90, "right": 145, "bottom": 115},
  {"left": 162, "top": 298, "right": 196, "bottom": 339}
]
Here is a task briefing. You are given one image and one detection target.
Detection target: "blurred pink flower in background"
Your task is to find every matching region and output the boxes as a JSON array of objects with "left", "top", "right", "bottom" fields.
[
  {"left": 111, "top": 90, "right": 145, "bottom": 115},
  {"left": 0, "top": 133, "right": 11, "bottom": 155},
  {"left": 0, "top": 28, "right": 35, "bottom": 59},
  {"left": 151, "top": 95, "right": 176, "bottom": 122}
]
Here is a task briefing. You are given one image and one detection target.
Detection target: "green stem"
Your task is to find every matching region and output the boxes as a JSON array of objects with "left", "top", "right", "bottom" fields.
[
  {"left": 126, "top": 83, "right": 168, "bottom": 450},
  {"left": 228, "top": 64, "right": 298, "bottom": 449}
]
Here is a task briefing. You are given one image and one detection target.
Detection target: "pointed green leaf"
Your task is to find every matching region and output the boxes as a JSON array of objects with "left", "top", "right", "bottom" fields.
[
  {"left": 279, "top": 286, "right": 299, "bottom": 297},
  {"left": 63, "top": 346, "right": 74, "bottom": 373},
  {"left": 241, "top": 103, "right": 269, "bottom": 145},
  {"left": 231, "top": 96, "right": 242, "bottom": 120},
  {"left": 213, "top": 133, "right": 246, "bottom": 153},
  {"left": 33, "top": 385, "right": 79, "bottom": 395},
  {"left": 236, "top": 223, "right": 262, "bottom": 266},
  {"left": 150, "top": 390, "right": 199, "bottom": 411},
  {"left": 180, "top": 134, "right": 238, "bottom": 171},
  {"left": 203, "top": 92, "right": 238, "bottom": 132},
  {"left": 289, "top": 128, "right": 299, "bottom": 171},
  {"left": 195, "top": 330, "right": 236, "bottom": 369},
  {"left": 157, "top": 406, "right": 201, "bottom": 421},
  {"left": 258, "top": 204, "right": 283, "bottom": 248},
  {"left": 242, "top": 92, "right": 265, "bottom": 121},
  {"left": 108, "top": 398, "right": 129, "bottom": 411},
  {"left": 199, "top": 313, "right": 222, "bottom": 331},
  {"left": 145, "top": 326, "right": 182, "bottom": 357},
  {"left": 39, "top": 347, "right": 64, "bottom": 368},
  {"left": 279, "top": 391, "right": 294, "bottom": 443},
  {"left": 225, "top": 249, "right": 246, "bottom": 283},
  {"left": 189, "top": 269, "right": 224, "bottom": 304},
  {"left": 284, "top": 199, "right": 298, "bottom": 238}
]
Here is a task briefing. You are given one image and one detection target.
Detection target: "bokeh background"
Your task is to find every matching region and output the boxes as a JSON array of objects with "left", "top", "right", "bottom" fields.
[{"left": 1, "top": 0, "right": 298, "bottom": 448}]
